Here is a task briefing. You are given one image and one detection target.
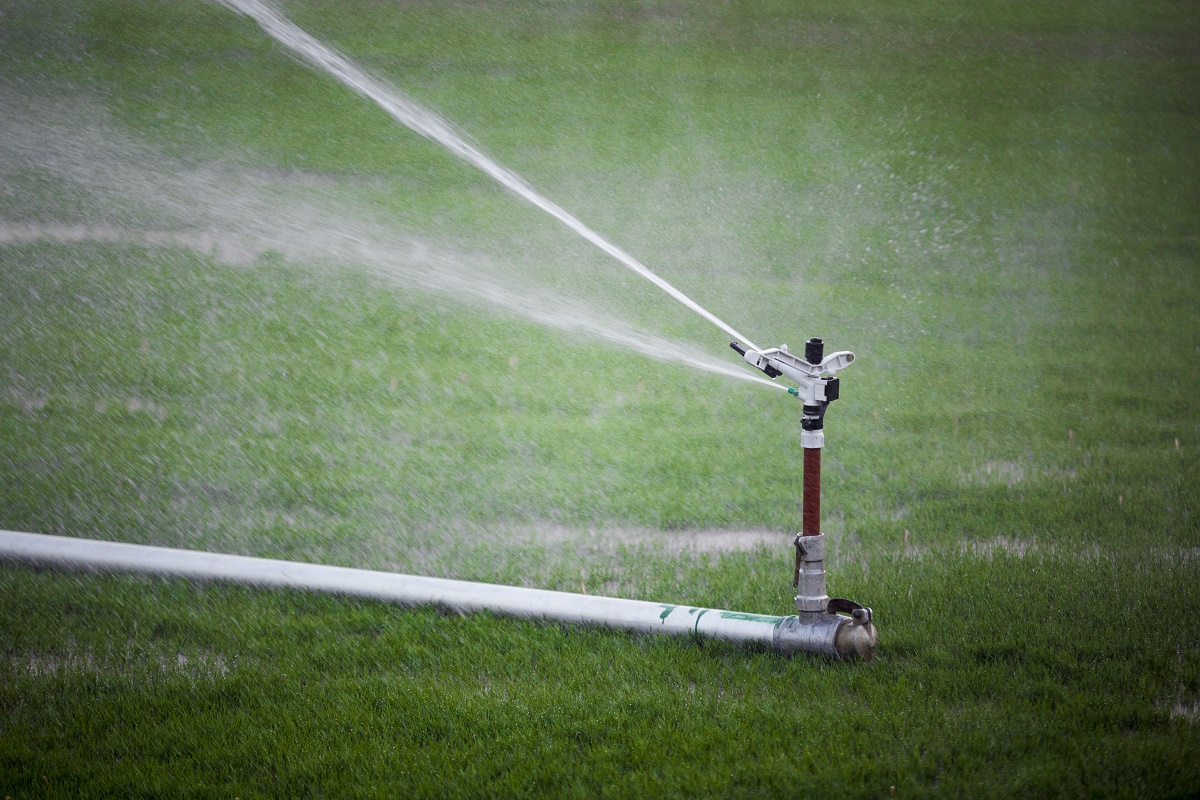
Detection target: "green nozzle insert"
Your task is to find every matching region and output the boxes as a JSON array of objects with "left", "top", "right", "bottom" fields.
[{"left": 788, "top": 387, "right": 799, "bottom": 397}]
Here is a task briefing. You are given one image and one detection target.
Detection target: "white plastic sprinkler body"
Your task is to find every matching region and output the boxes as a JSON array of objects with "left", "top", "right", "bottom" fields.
[
  {"left": 730, "top": 337, "right": 877, "bottom": 655},
  {"left": 734, "top": 343, "right": 853, "bottom": 398}
]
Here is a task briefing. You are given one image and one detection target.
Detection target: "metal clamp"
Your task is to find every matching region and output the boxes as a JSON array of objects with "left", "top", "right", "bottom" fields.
[
  {"left": 827, "top": 597, "right": 872, "bottom": 627},
  {"left": 792, "top": 534, "right": 803, "bottom": 588}
]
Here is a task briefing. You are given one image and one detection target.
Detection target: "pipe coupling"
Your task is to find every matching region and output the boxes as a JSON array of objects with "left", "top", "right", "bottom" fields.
[
  {"left": 793, "top": 533, "right": 829, "bottom": 614},
  {"left": 773, "top": 612, "right": 878, "bottom": 660}
]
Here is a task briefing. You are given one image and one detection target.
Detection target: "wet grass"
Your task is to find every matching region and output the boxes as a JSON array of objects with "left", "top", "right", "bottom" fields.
[
  {"left": 2, "top": 0, "right": 1199, "bottom": 795},
  {"left": 2, "top": 556, "right": 1198, "bottom": 797}
]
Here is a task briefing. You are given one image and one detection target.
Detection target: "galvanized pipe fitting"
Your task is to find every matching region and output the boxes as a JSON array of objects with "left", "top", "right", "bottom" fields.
[
  {"left": 774, "top": 612, "right": 878, "bottom": 659},
  {"left": 794, "top": 532, "right": 830, "bottom": 615}
]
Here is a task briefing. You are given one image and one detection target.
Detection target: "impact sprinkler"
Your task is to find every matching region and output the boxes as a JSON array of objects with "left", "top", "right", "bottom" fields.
[{"left": 731, "top": 337, "right": 879, "bottom": 658}]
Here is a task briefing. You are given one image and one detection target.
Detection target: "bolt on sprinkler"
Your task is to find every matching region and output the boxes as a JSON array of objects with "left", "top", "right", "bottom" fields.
[{"left": 731, "top": 337, "right": 879, "bottom": 659}]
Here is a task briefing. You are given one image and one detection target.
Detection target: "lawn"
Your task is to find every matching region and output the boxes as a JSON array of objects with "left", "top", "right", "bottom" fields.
[{"left": 1, "top": 0, "right": 1198, "bottom": 795}]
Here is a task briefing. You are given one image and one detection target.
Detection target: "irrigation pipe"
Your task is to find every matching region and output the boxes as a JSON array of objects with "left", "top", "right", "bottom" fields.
[{"left": 0, "top": 529, "right": 875, "bottom": 659}]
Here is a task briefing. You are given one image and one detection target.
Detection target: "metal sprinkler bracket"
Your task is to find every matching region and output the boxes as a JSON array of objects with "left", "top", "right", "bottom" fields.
[{"left": 731, "top": 337, "right": 879, "bottom": 659}]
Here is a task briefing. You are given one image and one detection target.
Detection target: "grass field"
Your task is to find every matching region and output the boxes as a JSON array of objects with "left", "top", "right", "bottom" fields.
[{"left": 2, "top": 0, "right": 1199, "bottom": 795}]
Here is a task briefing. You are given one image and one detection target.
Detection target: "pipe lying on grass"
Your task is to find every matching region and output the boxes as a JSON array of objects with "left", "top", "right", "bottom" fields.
[{"left": 0, "top": 529, "right": 877, "bottom": 659}]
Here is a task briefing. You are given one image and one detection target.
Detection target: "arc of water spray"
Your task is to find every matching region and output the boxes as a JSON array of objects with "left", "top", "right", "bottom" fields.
[
  {"left": 0, "top": 89, "right": 781, "bottom": 391},
  {"left": 217, "top": 0, "right": 762, "bottom": 354}
]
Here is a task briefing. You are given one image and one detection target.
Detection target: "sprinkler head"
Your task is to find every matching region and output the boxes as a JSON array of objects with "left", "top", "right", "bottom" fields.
[{"left": 729, "top": 340, "right": 854, "bottom": 387}]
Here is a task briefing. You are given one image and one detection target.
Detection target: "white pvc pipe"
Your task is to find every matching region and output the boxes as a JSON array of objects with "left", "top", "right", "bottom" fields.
[{"left": 0, "top": 530, "right": 873, "bottom": 658}]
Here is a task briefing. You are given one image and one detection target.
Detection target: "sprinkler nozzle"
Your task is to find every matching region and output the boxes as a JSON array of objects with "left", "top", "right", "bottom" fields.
[{"left": 788, "top": 387, "right": 800, "bottom": 398}]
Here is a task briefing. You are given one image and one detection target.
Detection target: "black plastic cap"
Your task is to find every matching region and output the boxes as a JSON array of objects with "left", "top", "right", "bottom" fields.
[{"left": 805, "top": 337, "right": 824, "bottom": 365}]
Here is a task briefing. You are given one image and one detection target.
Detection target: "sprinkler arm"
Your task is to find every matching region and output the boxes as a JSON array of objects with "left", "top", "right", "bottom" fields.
[{"left": 729, "top": 342, "right": 854, "bottom": 405}]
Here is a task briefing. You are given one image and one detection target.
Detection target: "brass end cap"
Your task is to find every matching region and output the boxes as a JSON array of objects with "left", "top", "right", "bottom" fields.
[{"left": 834, "top": 620, "right": 879, "bottom": 661}]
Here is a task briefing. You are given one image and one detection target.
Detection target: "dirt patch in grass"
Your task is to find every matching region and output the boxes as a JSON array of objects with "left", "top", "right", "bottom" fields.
[
  {"left": 0, "top": 222, "right": 266, "bottom": 265},
  {"left": 883, "top": 533, "right": 1200, "bottom": 566},
  {"left": 449, "top": 520, "right": 785, "bottom": 555}
]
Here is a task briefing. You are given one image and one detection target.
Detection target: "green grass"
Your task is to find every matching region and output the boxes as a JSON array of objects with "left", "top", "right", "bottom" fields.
[
  {"left": 3, "top": 559, "right": 1197, "bottom": 797},
  {"left": 2, "top": 0, "right": 1199, "bottom": 795}
]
